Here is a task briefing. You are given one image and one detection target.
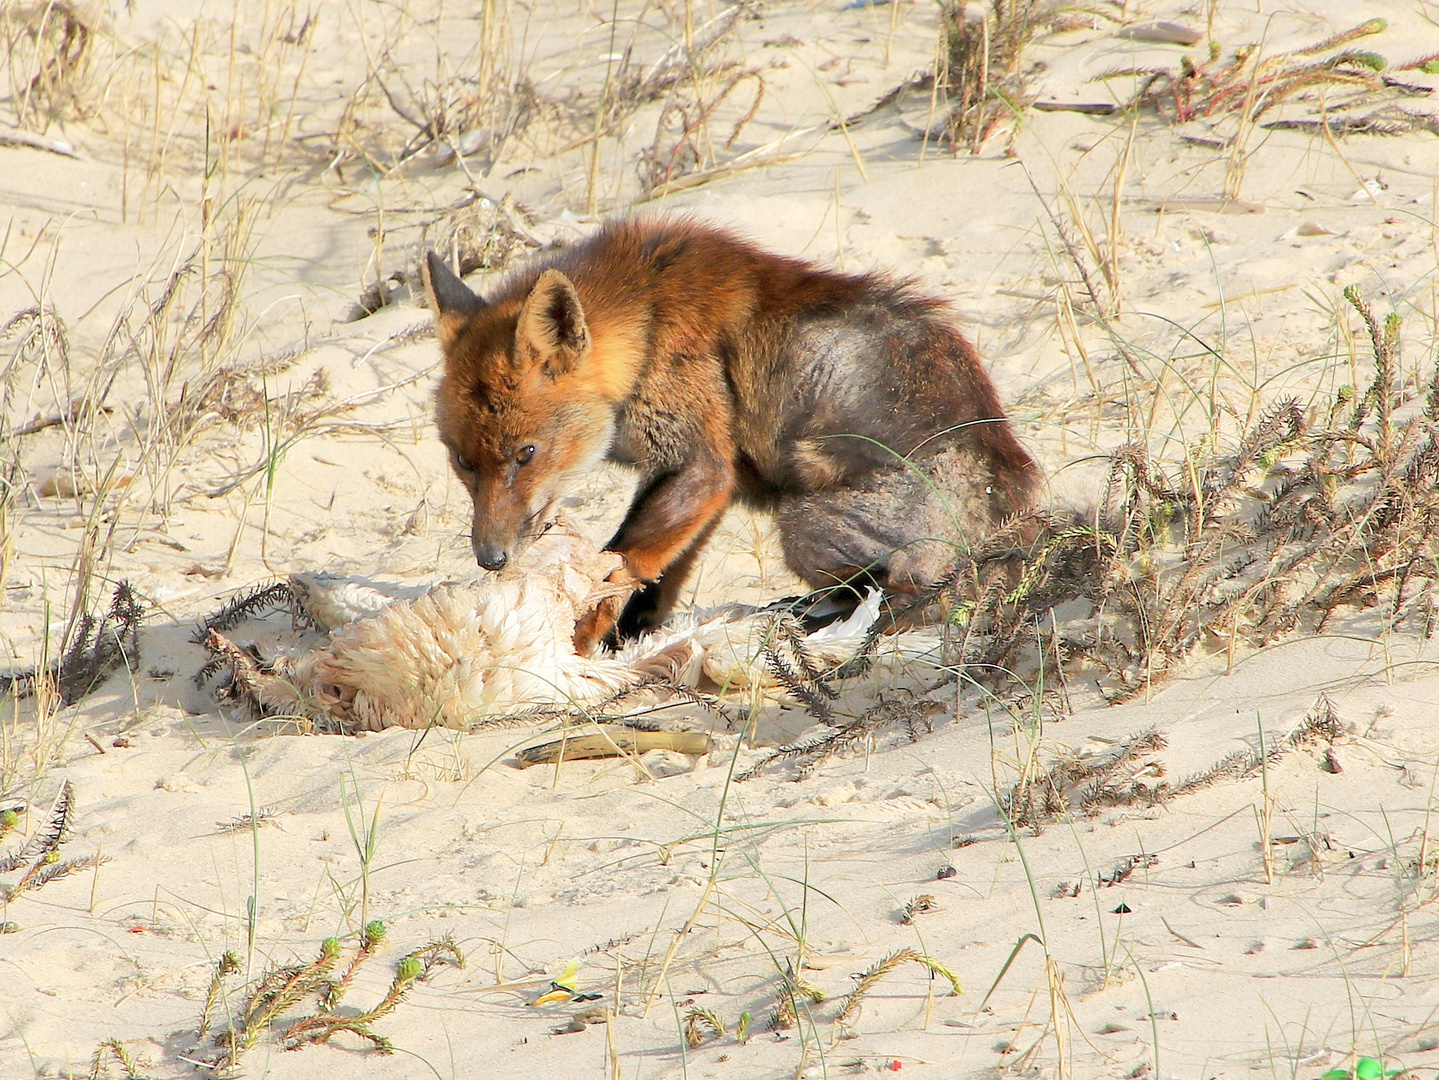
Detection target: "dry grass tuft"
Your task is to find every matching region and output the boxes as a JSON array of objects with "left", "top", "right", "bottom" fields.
[
  {"left": 196, "top": 951, "right": 242, "bottom": 1041},
  {"left": 0, "top": 779, "right": 105, "bottom": 902},
  {"left": 682, "top": 1005, "right": 727, "bottom": 1048},
  {"left": 935, "top": 0, "right": 1047, "bottom": 153},
  {"left": 0, "top": 581, "right": 141, "bottom": 707},
  {"left": 737, "top": 694, "right": 944, "bottom": 782},
  {"left": 637, "top": 62, "right": 765, "bottom": 193},
  {"left": 1102, "top": 18, "right": 1436, "bottom": 136},
  {"left": 563, "top": 1, "right": 763, "bottom": 199},
  {"left": 1004, "top": 728, "right": 1168, "bottom": 829},
  {"left": 175, "top": 919, "right": 462, "bottom": 1069},
  {"left": 757, "top": 613, "right": 840, "bottom": 724},
  {"left": 835, "top": 949, "right": 963, "bottom": 1028},
  {"left": 1, "top": 305, "right": 69, "bottom": 376},
  {"left": 325, "top": 6, "right": 535, "bottom": 177},
  {"left": 87, "top": 1037, "right": 148, "bottom": 1080},
  {"left": 357, "top": 193, "right": 544, "bottom": 318},
  {"left": 909, "top": 287, "right": 1439, "bottom": 705},
  {"left": 899, "top": 894, "right": 939, "bottom": 925},
  {"left": 520, "top": 676, "right": 736, "bottom": 733},
  {"left": 0, "top": 201, "right": 277, "bottom": 525},
  {"left": 1, "top": 1, "right": 95, "bottom": 130},
  {"left": 1166, "top": 693, "right": 1346, "bottom": 797},
  {"left": 768, "top": 965, "right": 827, "bottom": 1032},
  {"left": 1005, "top": 694, "right": 1348, "bottom": 830}
]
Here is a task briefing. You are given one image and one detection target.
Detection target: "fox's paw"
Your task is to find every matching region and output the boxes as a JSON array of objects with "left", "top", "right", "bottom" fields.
[
  {"left": 574, "top": 567, "right": 641, "bottom": 655},
  {"left": 573, "top": 593, "right": 626, "bottom": 655}
]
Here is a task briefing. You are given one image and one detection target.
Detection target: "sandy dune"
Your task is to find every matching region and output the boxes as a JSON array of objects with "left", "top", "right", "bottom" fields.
[{"left": 3, "top": 1, "right": 1439, "bottom": 1077}]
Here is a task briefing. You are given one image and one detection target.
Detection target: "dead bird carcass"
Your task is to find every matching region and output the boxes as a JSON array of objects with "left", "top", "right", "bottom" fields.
[{"left": 197, "top": 524, "right": 939, "bottom": 734}]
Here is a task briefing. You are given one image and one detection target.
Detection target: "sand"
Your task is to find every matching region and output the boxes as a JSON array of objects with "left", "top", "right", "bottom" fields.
[{"left": 3, "top": 1, "right": 1439, "bottom": 1077}]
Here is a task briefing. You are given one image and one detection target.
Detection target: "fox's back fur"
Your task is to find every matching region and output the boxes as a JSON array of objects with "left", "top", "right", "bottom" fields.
[{"left": 425, "top": 217, "right": 1041, "bottom": 646}]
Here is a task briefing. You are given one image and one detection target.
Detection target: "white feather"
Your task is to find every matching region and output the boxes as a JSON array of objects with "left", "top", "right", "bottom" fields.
[{"left": 220, "top": 525, "right": 939, "bottom": 732}]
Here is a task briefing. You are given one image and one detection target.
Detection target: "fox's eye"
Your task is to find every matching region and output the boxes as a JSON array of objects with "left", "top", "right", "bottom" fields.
[
  {"left": 515, "top": 444, "right": 537, "bottom": 466},
  {"left": 452, "top": 451, "right": 474, "bottom": 474}
]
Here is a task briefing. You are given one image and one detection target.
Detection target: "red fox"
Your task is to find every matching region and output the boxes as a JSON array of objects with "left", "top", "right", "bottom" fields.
[{"left": 422, "top": 217, "right": 1041, "bottom": 652}]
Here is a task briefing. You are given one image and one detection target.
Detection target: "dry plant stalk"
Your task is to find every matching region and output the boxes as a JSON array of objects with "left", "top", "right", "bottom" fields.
[
  {"left": 1, "top": 202, "right": 310, "bottom": 530},
  {"left": 899, "top": 894, "right": 939, "bottom": 924},
  {"left": 0, "top": 583, "right": 143, "bottom": 707},
  {"left": 1103, "top": 18, "right": 1434, "bottom": 136},
  {"left": 912, "top": 288, "right": 1439, "bottom": 707},
  {"left": 359, "top": 194, "right": 543, "bottom": 317},
  {"left": 836, "top": 949, "right": 963, "bottom": 1027},
  {"left": 552, "top": 1, "right": 763, "bottom": 196},
  {"left": 769, "top": 967, "right": 827, "bottom": 1032},
  {"left": 2, "top": 2, "right": 95, "bottom": 130},
  {"left": 758, "top": 614, "right": 839, "bottom": 724},
  {"left": 515, "top": 726, "right": 712, "bottom": 768},
  {"left": 1168, "top": 694, "right": 1345, "bottom": 800},
  {"left": 639, "top": 65, "right": 765, "bottom": 192},
  {"left": 737, "top": 695, "right": 944, "bottom": 782},
  {"left": 682, "top": 1006, "right": 727, "bottom": 1048},
  {"left": 87, "top": 1037, "right": 148, "bottom": 1080},
  {"left": 1, "top": 306, "right": 69, "bottom": 382},
  {"left": 0, "top": 780, "right": 105, "bottom": 902},
  {"left": 936, "top": 0, "right": 1045, "bottom": 152},
  {"left": 522, "top": 677, "right": 735, "bottom": 730},
  {"left": 324, "top": 1, "right": 535, "bottom": 177},
  {"left": 191, "top": 582, "right": 297, "bottom": 646},
  {"left": 195, "top": 628, "right": 313, "bottom": 731},
  {"left": 1006, "top": 694, "right": 1347, "bottom": 828},
  {"left": 197, "top": 951, "right": 242, "bottom": 1039},
  {"left": 1004, "top": 728, "right": 1167, "bottom": 829},
  {"left": 183, "top": 919, "right": 462, "bottom": 1070}
]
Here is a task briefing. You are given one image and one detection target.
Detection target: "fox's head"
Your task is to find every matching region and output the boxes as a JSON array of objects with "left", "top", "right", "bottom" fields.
[{"left": 423, "top": 252, "right": 617, "bottom": 571}]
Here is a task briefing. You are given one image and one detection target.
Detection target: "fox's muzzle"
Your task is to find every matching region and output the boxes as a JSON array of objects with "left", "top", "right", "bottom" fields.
[
  {"left": 471, "top": 513, "right": 520, "bottom": 571},
  {"left": 469, "top": 488, "right": 524, "bottom": 572},
  {"left": 469, "top": 487, "right": 550, "bottom": 573},
  {"left": 473, "top": 542, "right": 508, "bottom": 571}
]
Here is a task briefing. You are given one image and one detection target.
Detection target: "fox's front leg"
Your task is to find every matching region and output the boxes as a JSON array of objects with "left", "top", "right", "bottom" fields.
[{"left": 573, "top": 455, "right": 735, "bottom": 653}]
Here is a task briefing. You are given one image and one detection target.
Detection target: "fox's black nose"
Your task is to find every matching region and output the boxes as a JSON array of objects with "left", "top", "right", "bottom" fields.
[{"left": 475, "top": 547, "right": 508, "bottom": 571}]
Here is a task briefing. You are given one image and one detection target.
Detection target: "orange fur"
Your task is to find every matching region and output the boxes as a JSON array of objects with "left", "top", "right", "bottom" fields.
[{"left": 423, "top": 217, "right": 1041, "bottom": 649}]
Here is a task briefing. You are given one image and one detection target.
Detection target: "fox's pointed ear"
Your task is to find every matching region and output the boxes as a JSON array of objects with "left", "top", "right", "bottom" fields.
[
  {"left": 515, "top": 269, "right": 590, "bottom": 377},
  {"left": 421, "top": 250, "right": 487, "bottom": 348}
]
